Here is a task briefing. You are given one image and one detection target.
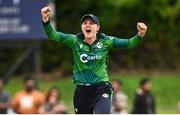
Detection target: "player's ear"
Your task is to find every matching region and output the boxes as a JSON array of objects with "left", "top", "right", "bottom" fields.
[{"left": 97, "top": 25, "right": 100, "bottom": 32}]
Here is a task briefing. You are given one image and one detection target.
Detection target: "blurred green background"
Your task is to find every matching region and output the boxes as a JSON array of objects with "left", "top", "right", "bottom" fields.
[{"left": 1, "top": 0, "right": 180, "bottom": 114}]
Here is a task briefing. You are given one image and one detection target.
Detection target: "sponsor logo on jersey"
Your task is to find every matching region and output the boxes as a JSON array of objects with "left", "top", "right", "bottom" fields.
[
  {"left": 80, "top": 54, "right": 102, "bottom": 63},
  {"left": 96, "top": 42, "right": 103, "bottom": 49}
]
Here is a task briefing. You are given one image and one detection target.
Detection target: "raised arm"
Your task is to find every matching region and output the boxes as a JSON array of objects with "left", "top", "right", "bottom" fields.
[
  {"left": 41, "top": 6, "right": 61, "bottom": 41},
  {"left": 41, "top": 6, "right": 76, "bottom": 47},
  {"left": 111, "top": 22, "right": 147, "bottom": 48}
]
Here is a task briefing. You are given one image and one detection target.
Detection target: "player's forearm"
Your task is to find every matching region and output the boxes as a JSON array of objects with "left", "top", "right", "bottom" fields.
[
  {"left": 128, "top": 35, "right": 142, "bottom": 48},
  {"left": 43, "top": 21, "right": 60, "bottom": 41}
]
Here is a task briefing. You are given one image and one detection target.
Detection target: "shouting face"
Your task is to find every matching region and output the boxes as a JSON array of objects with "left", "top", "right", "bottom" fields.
[{"left": 81, "top": 18, "right": 100, "bottom": 39}]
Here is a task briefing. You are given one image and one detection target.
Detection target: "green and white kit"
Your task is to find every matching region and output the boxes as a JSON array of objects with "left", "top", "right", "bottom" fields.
[{"left": 43, "top": 21, "right": 142, "bottom": 85}]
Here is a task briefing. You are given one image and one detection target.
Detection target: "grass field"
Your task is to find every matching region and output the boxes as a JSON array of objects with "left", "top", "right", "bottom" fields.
[{"left": 5, "top": 72, "right": 180, "bottom": 114}]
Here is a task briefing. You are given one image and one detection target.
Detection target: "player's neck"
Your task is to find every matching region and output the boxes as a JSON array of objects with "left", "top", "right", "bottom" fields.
[{"left": 84, "top": 36, "right": 97, "bottom": 45}]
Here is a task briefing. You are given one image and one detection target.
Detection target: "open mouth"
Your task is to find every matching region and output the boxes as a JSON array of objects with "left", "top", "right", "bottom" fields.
[{"left": 86, "top": 29, "right": 91, "bottom": 33}]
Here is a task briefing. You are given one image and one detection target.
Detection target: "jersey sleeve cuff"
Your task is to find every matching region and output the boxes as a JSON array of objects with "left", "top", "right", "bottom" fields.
[
  {"left": 136, "top": 34, "right": 143, "bottom": 40},
  {"left": 42, "top": 20, "right": 50, "bottom": 26}
]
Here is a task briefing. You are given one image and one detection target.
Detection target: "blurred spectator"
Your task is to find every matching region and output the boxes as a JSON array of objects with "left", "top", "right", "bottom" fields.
[
  {"left": 39, "top": 86, "right": 67, "bottom": 114},
  {"left": 12, "top": 76, "right": 44, "bottom": 114},
  {"left": 0, "top": 78, "right": 11, "bottom": 114},
  {"left": 111, "top": 79, "right": 128, "bottom": 114},
  {"left": 132, "top": 78, "right": 156, "bottom": 114}
]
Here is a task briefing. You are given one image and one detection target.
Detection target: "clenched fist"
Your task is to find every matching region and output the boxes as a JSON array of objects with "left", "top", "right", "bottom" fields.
[
  {"left": 41, "top": 6, "right": 51, "bottom": 23},
  {"left": 137, "top": 22, "right": 147, "bottom": 37}
]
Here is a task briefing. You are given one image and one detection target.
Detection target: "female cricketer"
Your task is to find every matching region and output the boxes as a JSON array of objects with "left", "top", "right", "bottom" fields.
[{"left": 41, "top": 6, "right": 147, "bottom": 114}]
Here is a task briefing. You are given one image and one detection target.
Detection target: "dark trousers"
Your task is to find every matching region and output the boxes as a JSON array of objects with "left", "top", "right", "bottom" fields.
[{"left": 73, "top": 82, "right": 113, "bottom": 114}]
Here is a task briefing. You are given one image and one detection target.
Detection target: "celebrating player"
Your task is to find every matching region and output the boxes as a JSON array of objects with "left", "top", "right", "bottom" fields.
[{"left": 41, "top": 6, "right": 147, "bottom": 114}]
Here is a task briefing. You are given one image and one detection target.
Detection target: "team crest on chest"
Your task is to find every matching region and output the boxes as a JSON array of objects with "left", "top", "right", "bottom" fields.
[{"left": 96, "top": 42, "right": 103, "bottom": 49}]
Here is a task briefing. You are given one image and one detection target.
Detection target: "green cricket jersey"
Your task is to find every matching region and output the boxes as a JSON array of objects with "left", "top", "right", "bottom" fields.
[{"left": 43, "top": 21, "right": 142, "bottom": 85}]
